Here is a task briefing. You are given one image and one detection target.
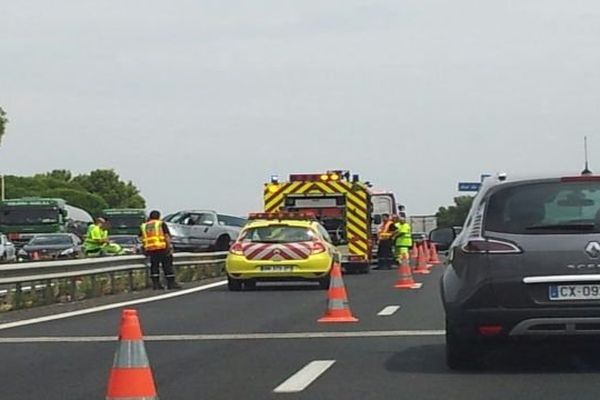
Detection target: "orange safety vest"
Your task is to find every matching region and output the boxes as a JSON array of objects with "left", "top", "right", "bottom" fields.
[
  {"left": 141, "top": 220, "right": 168, "bottom": 252},
  {"left": 378, "top": 220, "right": 394, "bottom": 240}
]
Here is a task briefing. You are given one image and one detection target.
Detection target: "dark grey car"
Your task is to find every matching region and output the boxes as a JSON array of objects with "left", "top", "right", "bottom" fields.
[{"left": 439, "top": 174, "right": 600, "bottom": 369}]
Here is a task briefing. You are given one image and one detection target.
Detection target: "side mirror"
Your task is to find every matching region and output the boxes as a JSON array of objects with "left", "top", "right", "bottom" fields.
[
  {"left": 429, "top": 227, "right": 457, "bottom": 251},
  {"left": 201, "top": 220, "right": 214, "bottom": 227},
  {"left": 373, "top": 215, "right": 382, "bottom": 225}
]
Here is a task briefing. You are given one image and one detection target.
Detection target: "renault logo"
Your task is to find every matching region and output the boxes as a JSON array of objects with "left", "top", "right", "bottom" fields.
[{"left": 585, "top": 242, "right": 600, "bottom": 259}]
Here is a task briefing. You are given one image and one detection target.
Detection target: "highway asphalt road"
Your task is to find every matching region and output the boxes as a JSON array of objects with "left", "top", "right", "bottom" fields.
[{"left": 2, "top": 264, "right": 600, "bottom": 399}]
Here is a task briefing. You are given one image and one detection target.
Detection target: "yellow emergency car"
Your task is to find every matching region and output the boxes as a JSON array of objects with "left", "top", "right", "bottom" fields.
[{"left": 225, "top": 212, "right": 339, "bottom": 291}]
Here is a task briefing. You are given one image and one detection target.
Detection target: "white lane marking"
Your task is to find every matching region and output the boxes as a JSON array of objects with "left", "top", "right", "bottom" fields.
[
  {"left": 0, "top": 280, "right": 228, "bottom": 331},
  {"left": 377, "top": 305, "right": 400, "bottom": 316},
  {"left": 274, "top": 360, "right": 336, "bottom": 393},
  {"left": 0, "top": 330, "right": 445, "bottom": 343}
]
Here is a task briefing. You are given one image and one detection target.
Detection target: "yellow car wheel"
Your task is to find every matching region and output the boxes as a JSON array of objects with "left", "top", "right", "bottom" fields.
[{"left": 227, "top": 276, "right": 242, "bottom": 291}]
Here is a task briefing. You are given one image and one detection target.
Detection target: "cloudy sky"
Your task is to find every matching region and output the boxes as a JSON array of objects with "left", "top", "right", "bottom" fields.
[{"left": 1, "top": 1, "right": 599, "bottom": 216}]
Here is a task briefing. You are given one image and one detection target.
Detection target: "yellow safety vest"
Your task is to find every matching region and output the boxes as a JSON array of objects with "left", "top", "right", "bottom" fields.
[
  {"left": 141, "top": 220, "right": 167, "bottom": 252},
  {"left": 378, "top": 220, "right": 395, "bottom": 240},
  {"left": 395, "top": 222, "right": 413, "bottom": 247}
]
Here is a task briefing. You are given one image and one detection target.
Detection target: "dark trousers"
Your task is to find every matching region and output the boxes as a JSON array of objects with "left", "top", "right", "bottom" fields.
[
  {"left": 149, "top": 251, "right": 175, "bottom": 280},
  {"left": 377, "top": 239, "right": 394, "bottom": 269}
]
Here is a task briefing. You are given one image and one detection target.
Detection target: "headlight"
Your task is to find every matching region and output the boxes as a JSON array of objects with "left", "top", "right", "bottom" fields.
[
  {"left": 60, "top": 248, "right": 75, "bottom": 256},
  {"left": 18, "top": 249, "right": 27, "bottom": 256}
]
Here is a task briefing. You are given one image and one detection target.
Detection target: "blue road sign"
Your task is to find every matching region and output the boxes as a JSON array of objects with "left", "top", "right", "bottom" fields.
[{"left": 458, "top": 182, "right": 481, "bottom": 192}]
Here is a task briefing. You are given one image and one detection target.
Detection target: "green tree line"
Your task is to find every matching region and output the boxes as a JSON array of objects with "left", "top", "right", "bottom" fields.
[
  {"left": 436, "top": 196, "right": 474, "bottom": 228},
  {"left": 4, "top": 169, "right": 146, "bottom": 217},
  {"left": 0, "top": 106, "right": 7, "bottom": 146}
]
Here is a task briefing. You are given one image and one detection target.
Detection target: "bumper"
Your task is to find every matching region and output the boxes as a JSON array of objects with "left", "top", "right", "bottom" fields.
[
  {"left": 226, "top": 253, "right": 332, "bottom": 281},
  {"left": 447, "top": 306, "right": 600, "bottom": 337}
]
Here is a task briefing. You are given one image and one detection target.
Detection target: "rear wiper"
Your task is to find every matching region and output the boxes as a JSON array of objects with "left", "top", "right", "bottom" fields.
[{"left": 525, "top": 223, "right": 595, "bottom": 231}]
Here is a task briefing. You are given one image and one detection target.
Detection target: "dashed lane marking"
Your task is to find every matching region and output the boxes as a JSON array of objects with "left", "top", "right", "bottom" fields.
[
  {"left": 377, "top": 305, "right": 400, "bottom": 316},
  {"left": 0, "top": 280, "right": 228, "bottom": 331},
  {"left": 0, "top": 330, "right": 445, "bottom": 343},
  {"left": 273, "top": 360, "right": 336, "bottom": 393}
]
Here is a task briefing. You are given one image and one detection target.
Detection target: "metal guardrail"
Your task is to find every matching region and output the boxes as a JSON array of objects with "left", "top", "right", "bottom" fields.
[{"left": 0, "top": 252, "right": 228, "bottom": 312}]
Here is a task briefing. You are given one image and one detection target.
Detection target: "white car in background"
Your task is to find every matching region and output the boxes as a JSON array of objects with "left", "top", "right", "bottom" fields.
[
  {"left": 165, "top": 210, "right": 246, "bottom": 252},
  {"left": 0, "top": 234, "right": 16, "bottom": 263}
]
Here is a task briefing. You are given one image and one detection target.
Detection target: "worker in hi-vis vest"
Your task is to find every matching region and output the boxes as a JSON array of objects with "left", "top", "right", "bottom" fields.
[
  {"left": 83, "top": 218, "right": 123, "bottom": 256},
  {"left": 140, "top": 210, "right": 181, "bottom": 290},
  {"left": 376, "top": 214, "right": 396, "bottom": 270},
  {"left": 394, "top": 216, "right": 413, "bottom": 260}
]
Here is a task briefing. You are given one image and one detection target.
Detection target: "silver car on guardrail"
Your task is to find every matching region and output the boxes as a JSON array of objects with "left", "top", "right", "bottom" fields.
[{"left": 165, "top": 210, "right": 246, "bottom": 252}]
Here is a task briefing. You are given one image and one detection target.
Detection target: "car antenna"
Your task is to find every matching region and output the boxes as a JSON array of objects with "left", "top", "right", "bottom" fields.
[{"left": 582, "top": 136, "right": 593, "bottom": 175}]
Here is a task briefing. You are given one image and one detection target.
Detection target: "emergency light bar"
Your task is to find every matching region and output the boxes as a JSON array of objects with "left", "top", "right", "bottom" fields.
[
  {"left": 289, "top": 171, "right": 349, "bottom": 182},
  {"left": 248, "top": 211, "right": 317, "bottom": 221}
]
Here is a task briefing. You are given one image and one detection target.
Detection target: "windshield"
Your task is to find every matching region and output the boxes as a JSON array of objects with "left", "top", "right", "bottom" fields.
[
  {"left": 485, "top": 181, "right": 600, "bottom": 234},
  {"left": 242, "top": 226, "right": 316, "bottom": 243},
  {"left": 0, "top": 208, "right": 60, "bottom": 226},
  {"left": 372, "top": 195, "right": 394, "bottom": 216},
  {"left": 105, "top": 216, "right": 145, "bottom": 228},
  {"left": 29, "top": 235, "right": 72, "bottom": 246}
]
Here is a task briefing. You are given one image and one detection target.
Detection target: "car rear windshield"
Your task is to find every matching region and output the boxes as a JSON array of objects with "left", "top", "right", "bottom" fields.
[
  {"left": 485, "top": 181, "right": 600, "bottom": 234},
  {"left": 241, "top": 225, "right": 316, "bottom": 243},
  {"left": 29, "top": 235, "right": 72, "bottom": 246}
]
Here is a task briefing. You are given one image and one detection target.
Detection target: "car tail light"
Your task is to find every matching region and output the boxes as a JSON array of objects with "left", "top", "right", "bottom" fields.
[
  {"left": 478, "top": 325, "right": 503, "bottom": 336},
  {"left": 312, "top": 241, "right": 326, "bottom": 254},
  {"left": 462, "top": 238, "right": 521, "bottom": 254},
  {"left": 229, "top": 242, "right": 244, "bottom": 255}
]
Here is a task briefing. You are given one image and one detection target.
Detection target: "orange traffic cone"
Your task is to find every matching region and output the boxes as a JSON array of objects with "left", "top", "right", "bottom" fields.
[
  {"left": 413, "top": 244, "right": 431, "bottom": 275},
  {"left": 410, "top": 245, "right": 418, "bottom": 260},
  {"left": 318, "top": 263, "right": 358, "bottom": 323},
  {"left": 394, "top": 253, "right": 422, "bottom": 289},
  {"left": 429, "top": 242, "right": 441, "bottom": 265},
  {"left": 106, "top": 309, "right": 159, "bottom": 400}
]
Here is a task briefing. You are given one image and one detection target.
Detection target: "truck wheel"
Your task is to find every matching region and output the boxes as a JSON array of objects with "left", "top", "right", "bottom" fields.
[{"left": 215, "top": 235, "right": 231, "bottom": 251}]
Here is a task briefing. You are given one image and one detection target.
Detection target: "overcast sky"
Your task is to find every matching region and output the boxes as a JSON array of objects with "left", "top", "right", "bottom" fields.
[{"left": 1, "top": 1, "right": 599, "bottom": 216}]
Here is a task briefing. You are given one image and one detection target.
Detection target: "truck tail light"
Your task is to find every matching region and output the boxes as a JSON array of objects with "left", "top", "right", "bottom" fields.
[
  {"left": 229, "top": 242, "right": 244, "bottom": 255},
  {"left": 462, "top": 238, "right": 522, "bottom": 254}
]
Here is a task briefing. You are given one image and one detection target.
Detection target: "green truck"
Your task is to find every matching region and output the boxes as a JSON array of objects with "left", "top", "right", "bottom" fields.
[
  {"left": 102, "top": 209, "right": 146, "bottom": 235},
  {"left": 0, "top": 198, "right": 93, "bottom": 248}
]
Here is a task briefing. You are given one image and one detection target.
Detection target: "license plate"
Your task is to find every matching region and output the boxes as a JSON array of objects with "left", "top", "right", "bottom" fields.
[
  {"left": 549, "top": 285, "right": 600, "bottom": 300},
  {"left": 260, "top": 265, "right": 293, "bottom": 272}
]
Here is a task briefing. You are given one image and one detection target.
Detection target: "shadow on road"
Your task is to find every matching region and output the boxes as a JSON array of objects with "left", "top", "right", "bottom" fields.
[
  {"left": 216, "top": 283, "right": 322, "bottom": 292},
  {"left": 385, "top": 341, "right": 600, "bottom": 375}
]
